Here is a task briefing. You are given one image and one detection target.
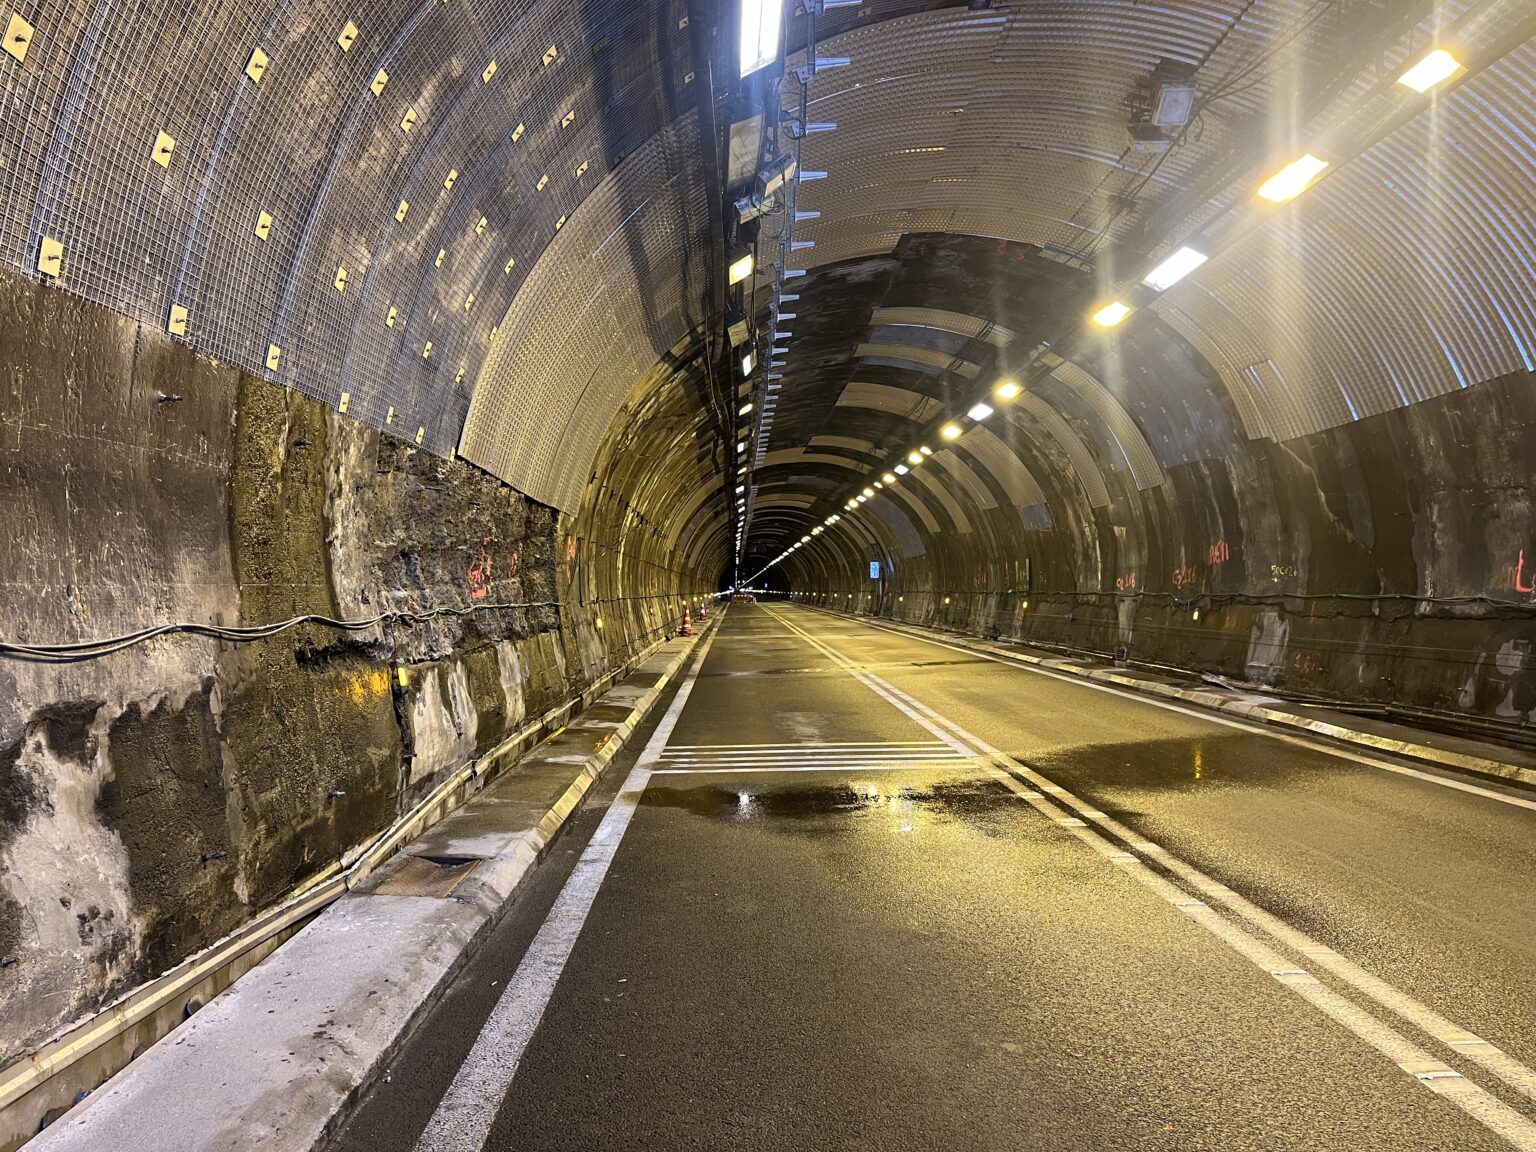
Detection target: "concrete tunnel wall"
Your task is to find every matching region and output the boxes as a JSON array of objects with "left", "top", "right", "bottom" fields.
[{"left": 0, "top": 267, "right": 712, "bottom": 1066}]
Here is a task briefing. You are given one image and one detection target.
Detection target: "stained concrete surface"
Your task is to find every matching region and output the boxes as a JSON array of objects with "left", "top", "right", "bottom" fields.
[{"left": 330, "top": 604, "right": 1534, "bottom": 1151}]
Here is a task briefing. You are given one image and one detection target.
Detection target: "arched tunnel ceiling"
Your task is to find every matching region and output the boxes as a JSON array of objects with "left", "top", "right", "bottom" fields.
[
  {"left": 741, "top": 0, "right": 1536, "bottom": 577},
  {"left": 2, "top": 0, "right": 1535, "bottom": 580}
]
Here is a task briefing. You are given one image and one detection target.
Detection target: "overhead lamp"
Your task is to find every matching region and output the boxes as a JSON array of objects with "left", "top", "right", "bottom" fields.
[
  {"left": 919, "top": 445, "right": 933, "bottom": 456},
  {"left": 738, "top": 401, "right": 753, "bottom": 416},
  {"left": 906, "top": 450, "right": 924, "bottom": 465},
  {"left": 812, "top": 526, "right": 823, "bottom": 534},
  {"left": 882, "top": 472, "right": 897, "bottom": 484},
  {"left": 1143, "top": 245, "right": 1208, "bottom": 291},
  {"left": 1091, "top": 300, "right": 1133, "bottom": 328},
  {"left": 737, "top": 440, "right": 747, "bottom": 453},
  {"left": 994, "top": 378, "right": 1021, "bottom": 401},
  {"left": 727, "top": 248, "right": 755, "bottom": 284},
  {"left": 873, "top": 480, "right": 883, "bottom": 489},
  {"left": 739, "top": 0, "right": 784, "bottom": 77},
  {"left": 735, "top": 484, "right": 745, "bottom": 493},
  {"left": 893, "top": 464, "right": 909, "bottom": 475},
  {"left": 856, "top": 494, "right": 868, "bottom": 503},
  {"left": 862, "top": 486, "right": 875, "bottom": 497},
  {"left": 1256, "top": 153, "right": 1329, "bottom": 203},
  {"left": 967, "top": 402, "right": 993, "bottom": 421},
  {"left": 741, "top": 352, "right": 755, "bottom": 376},
  {"left": 940, "top": 423, "right": 962, "bottom": 440},
  {"left": 1398, "top": 48, "right": 1462, "bottom": 93}
]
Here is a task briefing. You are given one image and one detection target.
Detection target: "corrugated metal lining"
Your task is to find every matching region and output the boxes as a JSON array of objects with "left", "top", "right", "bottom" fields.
[
  {"left": 0, "top": 0, "right": 692, "bottom": 459},
  {"left": 869, "top": 307, "right": 1016, "bottom": 346},
  {"left": 806, "top": 435, "right": 880, "bottom": 456},
  {"left": 1155, "top": 35, "right": 1536, "bottom": 440},
  {"left": 852, "top": 342, "right": 980, "bottom": 377},
  {"left": 1013, "top": 395, "right": 1110, "bottom": 509},
  {"left": 460, "top": 113, "right": 709, "bottom": 511},
  {"left": 952, "top": 425, "right": 1046, "bottom": 512},
  {"left": 1047, "top": 360, "right": 1166, "bottom": 489},
  {"left": 758, "top": 449, "right": 869, "bottom": 472},
  {"left": 835, "top": 381, "right": 945, "bottom": 421},
  {"left": 869, "top": 494, "right": 927, "bottom": 559},
  {"left": 885, "top": 480, "right": 941, "bottom": 535},
  {"left": 909, "top": 464, "right": 972, "bottom": 534}
]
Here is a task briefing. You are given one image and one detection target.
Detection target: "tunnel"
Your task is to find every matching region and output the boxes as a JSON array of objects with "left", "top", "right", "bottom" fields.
[{"left": 2, "top": 1, "right": 1536, "bottom": 1149}]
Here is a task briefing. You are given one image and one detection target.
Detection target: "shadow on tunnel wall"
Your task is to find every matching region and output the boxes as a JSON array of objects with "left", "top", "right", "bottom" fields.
[
  {"left": 0, "top": 266, "right": 708, "bottom": 1071},
  {"left": 781, "top": 300, "right": 1536, "bottom": 731}
]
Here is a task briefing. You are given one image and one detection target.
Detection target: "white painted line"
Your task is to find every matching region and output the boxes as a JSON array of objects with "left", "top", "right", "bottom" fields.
[
  {"left": 764, "top": 607, "right": 1536, "bottom": 1145},
  {"left": 666, "top": 743, "right": 940, "bottom": 752},
  {"left": 411, "top": 628, "right": 722, "bottom": 1152},
  {"left": 652, "top": 762, "right": 984, "bottom": 776},
  {"left": 657, "top": 754, "right": 966, "bottom": 765},
  {"left": 839, "top": 612, "right": 1536, "bottom": 814}
]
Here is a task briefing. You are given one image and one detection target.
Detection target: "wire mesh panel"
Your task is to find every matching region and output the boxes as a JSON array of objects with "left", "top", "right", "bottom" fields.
[{"left": 0, "top": 0, "right": 695, "bottom": 465}]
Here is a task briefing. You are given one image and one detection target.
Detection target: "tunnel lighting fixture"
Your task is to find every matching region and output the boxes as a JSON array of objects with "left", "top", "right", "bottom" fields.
[
  {"left": 882, "top": 472, "right": 897, "bottom": 484},
  {"left": 1398, "top": 48, "right": 1462, "bottom": 93},
  {"left": 940, "top": 423, "right": 962, "bottom": 440},
  {"left": 1091, "top": 301, "right": 1132, "bottom": 328},
  {"left": 993, "top": 378, "right": 1022, "bottom": 401},
  {"left": 741, "top": 352, "right": 755, "bottom": 376},
  {"left": 919, "top": 445, "right": 933, "bottom": 456},
  {"left": 893, "top": 463, "right": 909, "bottom": 475},
  {"left": 812, "top": 526, "right": 823, "bottom": 534},
  {"left": 727, "top": 249, "right": 755, "bottom": 284},
  {"left": 737, "top": 440, "right": 747, "bottom": 453},
  {"left": 862, "top": 486, "right": 875, "bottom": 497},
  {"left": 1257, "top": 153, "right": 1329, "bottom": 203},
  {"left": 740, "top": 0, "right": 784, "bottom": 77},
  {"left": 967, "top": 402, "right": 993, "bottom": 421},
  {"left": 872, "top": 480, "right": 883, "bottom": 489},
  {"left": 906, "top": 450, "right": 924, "bottom": 465},
  {"left": 735, "top": 484, "right": 745, "bottom": 493},
  {"left": 1143, "top": 245, "right": 1208, "bottom": 291},
  {"left": 738, "top": 401, "right": 753, "bottom": 416},
  {"left": 856, "top": 494, "right": 868, "bottom": 503}
]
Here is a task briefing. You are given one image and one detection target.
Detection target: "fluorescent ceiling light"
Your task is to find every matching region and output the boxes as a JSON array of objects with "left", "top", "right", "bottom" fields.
[
  {"left": 1091, "top": 301, "right": 1133, "bottom": 328},
  {"left": 738, "top": 401, "right": 753, "bottom": 416},
  {"left": 967, "top": 402, "right": 993, "bottom": 421},
  {"left": 940, "top": 423, "right": 962, "bottom": 440},
  {"left": 862, "top": 486, "right": 875, "bottom": 497},
  {"left": 919, "top": 445, "right": 933, "bottom": 456},
  {"left": 993, "top": 379, "right": 1021, "bottom": 400},
  {"left": 1257, "top": 153, "right": 1329, "bottom": 203},
  {"left": 893, "top": 464, "right": 909, "bottom": 475},
  {"left": 728, "top": 251, "right": 755, "bottom": 284},
  {"left": 856, "top": 494, "right": 868, "bottom": 503},
  {"left": 1398, "top": 48, "right": 1461, "bottom": 93},
  {"left": 740, "top": 0, "right": 784, "bottom": 77},
  {"left": 741, "top": 352, "right": 755, "bottom": 376},
  {"left": 907, "top": 450, "right": 924, "bottom": 465},
  {"left": 1143, "top": 245, "right": 1208, "bottom": 291},
  {"left": 882, "top": 472, "right": 896, "bottom": 484}
]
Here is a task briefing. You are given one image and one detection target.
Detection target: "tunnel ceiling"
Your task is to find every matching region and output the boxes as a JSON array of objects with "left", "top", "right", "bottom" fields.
[
  {"left": 734, "top": 0, "right": 1536, "bottom": 581},
  {"left": 2, "top": 0, "right": 1535, "bottom": 581}
]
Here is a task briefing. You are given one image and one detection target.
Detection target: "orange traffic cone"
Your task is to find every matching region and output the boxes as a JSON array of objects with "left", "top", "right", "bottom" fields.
[
  {"left": 679, "top": 606, "right": 693, "bottom": 637},
  {"left": 699, "top": 601, "right": 708, "bottom": 620}
]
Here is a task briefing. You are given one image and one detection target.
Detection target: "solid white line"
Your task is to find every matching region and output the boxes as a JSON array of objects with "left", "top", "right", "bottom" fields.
[
  {"left": 764, "top": 607, "right": 1536, "bottom": 1147},
  {"left": 658, "top": 752, "right": 965, "bottom": 763},
  {"left": 838, "top": 611, "right": 1536, "bottom": 814},
  {"left": 411, "top": 628, "right": 722, "bottom": 1152}
]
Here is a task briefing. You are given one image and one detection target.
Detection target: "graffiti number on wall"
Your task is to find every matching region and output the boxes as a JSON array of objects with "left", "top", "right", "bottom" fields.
[{"left": 1208, "top": 539, "right": 1229, "bottom": 565}]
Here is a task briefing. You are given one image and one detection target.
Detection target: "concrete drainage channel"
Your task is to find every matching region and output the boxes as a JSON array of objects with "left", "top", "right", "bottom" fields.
[{"left": 5, "top": 615, "right": 720, "bottom": 1152}]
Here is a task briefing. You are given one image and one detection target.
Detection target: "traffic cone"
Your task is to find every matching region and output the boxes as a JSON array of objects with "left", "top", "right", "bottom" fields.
[
  {"left": 679, "top": 606, "right": 693, "bottom": 637},
  {"left": 699, "top": 601, "right": 708, "bottom": 620}
]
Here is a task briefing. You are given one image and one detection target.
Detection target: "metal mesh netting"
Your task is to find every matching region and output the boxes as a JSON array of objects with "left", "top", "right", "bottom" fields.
[{"left": 0, "top": 0, "right": 693, "bottom": 459}]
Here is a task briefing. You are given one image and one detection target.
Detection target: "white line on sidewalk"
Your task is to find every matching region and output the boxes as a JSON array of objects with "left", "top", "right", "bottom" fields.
[
  {"left": 652, "top": 761, "right": 982, "bottom": 775},
  {"left": 764, "top": 607, "right": 1536, "bottom": 1149},
  {"left": 841, "top": 612, "right": 1536, "bottom": 814},
  {"left": 411, "top": 627, "right": 722, "bottom": 1152}
]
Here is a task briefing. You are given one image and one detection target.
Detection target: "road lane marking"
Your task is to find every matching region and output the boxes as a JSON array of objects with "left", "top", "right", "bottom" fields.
[
  {"left": 411, "top": 627, "right": 723, "bottom": 1152},
  {"left": 834, "top": 611, "right": 1536, "bottom": 814},
  {"left": 652, "top": 763, "right": 982, "bottom": 775},
  {"left": 765, "top": 606, "right": 1536, "bottom": 1147}
]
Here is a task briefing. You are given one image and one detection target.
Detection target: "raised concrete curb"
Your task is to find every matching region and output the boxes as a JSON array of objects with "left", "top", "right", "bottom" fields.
[
  {"left": 24, "top": 620, "right": 717, "bottom": 1152},
  {"left": 813, "top": 607, "right": 1536, "bottom": 790}
]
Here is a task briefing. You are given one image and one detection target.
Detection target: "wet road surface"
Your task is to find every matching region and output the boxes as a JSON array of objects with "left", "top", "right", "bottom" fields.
[{"left": 330, "top": 603, "right": 1536, "bottom": 1152}]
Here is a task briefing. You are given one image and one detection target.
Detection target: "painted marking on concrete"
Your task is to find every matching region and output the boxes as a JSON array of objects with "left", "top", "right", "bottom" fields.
[
  {"left": 653, "top": 762, "right": 982, "bottom": 776},
  {"left": 411, "top": 628, "right": 722, "bottom": 1152},
  {"left": 844, "top": 614, "right": 1536, "bottom": 814},
  {"left": 763, "top": 606, "right": 1536, "bottom": 1142},
  {"left": 665, "top": 741, "right": 948, "bottom": 750}
]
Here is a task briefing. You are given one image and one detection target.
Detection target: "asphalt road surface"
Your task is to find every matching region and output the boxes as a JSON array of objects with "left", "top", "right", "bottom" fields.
[{"left": 330, "top": 602, "right": 1536, "bottom": 1152}]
